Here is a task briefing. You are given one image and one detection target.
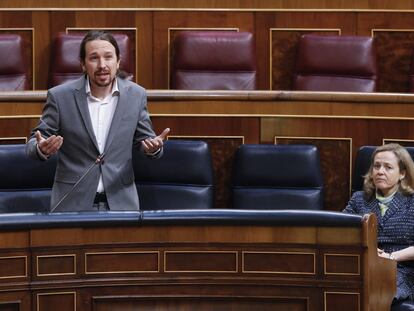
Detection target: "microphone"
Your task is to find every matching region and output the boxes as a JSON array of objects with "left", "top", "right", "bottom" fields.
[{"left": 50, "top": 153, "right": 106, "bottom": 212}]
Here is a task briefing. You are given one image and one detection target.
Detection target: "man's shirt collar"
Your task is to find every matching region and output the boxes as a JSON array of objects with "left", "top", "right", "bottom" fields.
[{"left": 85, "top": 76, "right": 119, "bottom": 100}]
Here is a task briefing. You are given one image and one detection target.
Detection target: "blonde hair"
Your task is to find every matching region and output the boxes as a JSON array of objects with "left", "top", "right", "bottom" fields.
[{"left": 363, "top": 143, "right": 414, "bottom": 200}]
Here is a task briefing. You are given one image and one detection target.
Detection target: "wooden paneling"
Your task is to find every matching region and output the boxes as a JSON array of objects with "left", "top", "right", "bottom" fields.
[
  {"left": 36, "top": 254, "right": 76, "bottom": 276},
  {"left": 325, "top": 292, "right": 360, "bottom": 311},
  {"left": 0, "top": 303, "right": 20, "bottom": 311},
  {"left": 93, "top": 296, "right": 309, "bottom": 311},
  {"left": 243, "top": 251, "right": 315, "bottom": 274},
  {"left": 0, "top": 118, "right": 37, "bottom": 140},
  {"left": 0, "top": 292, "right": 30, "bottom": 311},
  {"left": 165, "top": 251, "right": 238, "bottom": 272},
  {"left": 384, "top": 139, "right": 414, "bottom": 147},
  {"left": 0, "top": 231, "right": 29, "bottom": 249},
  {"left": 324, "top": 253, "right": 360, "bottom": 275},
  {"left": 0, "top": 212, "right": 396, "bottom": 311},
  {"left": 0, "top": 256, "right": 27, "bottom": 279},
  {"left": 357, "top": 12, "right": 414, "bottom": 93},
  {"left": 1, "top": 0, "right": 414, "bottom": 9},
  {"left": 32, "top": 11, "right": 50, "bottom": 90},
  {"left": 0, "top": 138, "right": 26, "bottom": 145},
  {"left": 134, "top": 12, "right": 154, "bottom": 88},
  {"left": 36, "top": 292, "right": 75, "bottom": 311},
  {"left": 373, "top": 30, "right": 414, "bottom": 93},
  {"left": 85, "top": 251, "right": 159, "bottom": 274}
]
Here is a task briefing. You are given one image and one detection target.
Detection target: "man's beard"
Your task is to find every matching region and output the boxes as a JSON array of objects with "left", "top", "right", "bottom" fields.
[{"left": 93, "top": 72, "right": 115, "bottom": 87}]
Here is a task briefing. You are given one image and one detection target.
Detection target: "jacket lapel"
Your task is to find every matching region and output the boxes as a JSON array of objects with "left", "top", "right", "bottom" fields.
[
  {"left": 73, "top": 76, "right": 99, "bottom": 152},
  {"left": 104, "top": 77, "right": 130, "bottom": 152},
  {"left": 381, "top": 191, "right": 406, "bottom": 224},
  {"left": 366, "top": 197, "right": 381, "bottom": 221}
]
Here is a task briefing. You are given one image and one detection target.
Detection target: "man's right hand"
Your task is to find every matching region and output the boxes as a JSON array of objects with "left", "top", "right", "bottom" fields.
[{"left": 36, "top": 130, "right": 63, "bottom": 156}]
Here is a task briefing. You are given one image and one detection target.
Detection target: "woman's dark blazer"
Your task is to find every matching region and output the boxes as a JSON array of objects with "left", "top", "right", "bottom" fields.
[{"left": 344, "top": 191, "right": 414, "bottom": 300}]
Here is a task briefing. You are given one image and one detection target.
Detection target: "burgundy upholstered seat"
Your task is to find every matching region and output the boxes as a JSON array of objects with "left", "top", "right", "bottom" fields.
[
  {"left": 171, "top": 31, "right": 256, "bottom": 90},
  {"left": 293, "top": 34, "right": 377, "bottom": 92},
  {"left": 0, "top": 34, "right": 29, "bottom": 91},
  {"left": 49, "top": 32, "right": 134, "bottom": 87}
]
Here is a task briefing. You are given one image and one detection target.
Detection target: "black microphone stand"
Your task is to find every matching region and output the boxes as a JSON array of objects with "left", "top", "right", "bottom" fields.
[{"left": 50, "top": 153, "right": 105, "bottom": 212}]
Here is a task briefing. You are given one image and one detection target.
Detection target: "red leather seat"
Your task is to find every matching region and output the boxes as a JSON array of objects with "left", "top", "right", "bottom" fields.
[
  {"left": 171, "top": 31, "right": 257, "bottom": 90},
  {"left": 0, "top": 34, "right": 29, "bottom": 91},
  {"left": 293, "top": 35, "right": 377, "bottom": 92},
  {"left": 49, "top": 32, "right": 134, "bottom": 87}
]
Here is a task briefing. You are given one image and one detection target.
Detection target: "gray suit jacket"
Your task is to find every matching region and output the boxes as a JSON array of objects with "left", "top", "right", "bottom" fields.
[{"left": 27, "top": 76, "right": 160, "bottom": 211}]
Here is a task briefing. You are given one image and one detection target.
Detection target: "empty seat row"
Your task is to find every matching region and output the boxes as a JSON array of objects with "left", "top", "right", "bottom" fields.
[
  {"left": 172, "top": 31, "right": 378, "bottom": 92},
  {"left": 0, "top": 31, "right": 391, "bottom": 92},
  {"left": 50, "top": 31, "right": 257, "bottom": 90},
  {"left": 0, "top": 142, "right": 324, "bottom": 213}
]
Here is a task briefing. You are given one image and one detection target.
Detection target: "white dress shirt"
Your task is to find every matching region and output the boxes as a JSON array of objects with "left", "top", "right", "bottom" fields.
[{"left": 86, "top": 77, "right": 119, "bottom": 193}]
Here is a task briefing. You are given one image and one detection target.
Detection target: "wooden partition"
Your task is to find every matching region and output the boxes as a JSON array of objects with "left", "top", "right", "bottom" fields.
[
  {"left": 0, "top": 211, "right": 397, "bottom": 311},
  {"left": 1, "top": 90, "right": 414, "bottom": 211},
  {"left": 1, "top": 4, "right": 414, "bottom": 91}
]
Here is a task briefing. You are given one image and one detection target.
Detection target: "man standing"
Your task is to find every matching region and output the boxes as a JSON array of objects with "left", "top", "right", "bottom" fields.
[{"left": 27, "top": 30, "right": 169, "bottom": 212}]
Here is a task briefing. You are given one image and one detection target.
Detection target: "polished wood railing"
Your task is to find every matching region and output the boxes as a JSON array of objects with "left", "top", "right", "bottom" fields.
[{"left": 0, "top": 210, "right": 397, "bottom": 311}]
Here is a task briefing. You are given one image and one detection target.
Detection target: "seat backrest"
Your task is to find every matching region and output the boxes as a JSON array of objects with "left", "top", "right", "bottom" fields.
[
  {"left": 352, "top": 145, "right": 414, "bottom": 193},
  {"left": 294, "top": 34, "right": 377, "bottom": 92},
  {"left": 133, "top": 140, "right": 214, "bottom": 210},
  {"left": 0, "top": 34, "right": 29, "bottom": 91},
  {"left": 171, "top": 31, "right": 257, "bottom": 90},
  {"left": 49, "top": 32, "right": 134, "bottom": 87},
  {"left": 232, "top": 144, "right": 324, "bottom": 210},
  {"left": 0, "top": 144, "right": 56, "bottom": 213}
]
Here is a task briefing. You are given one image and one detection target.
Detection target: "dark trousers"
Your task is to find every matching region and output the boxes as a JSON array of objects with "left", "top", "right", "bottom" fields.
[{"left": 93, "top": 192, "right": 109, "bottom": 211}]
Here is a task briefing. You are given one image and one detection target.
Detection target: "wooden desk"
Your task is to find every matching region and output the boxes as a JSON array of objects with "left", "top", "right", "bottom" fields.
[
  {"left": 1, "top": 90, "right": 414, "bottom": 210},
  {"left": 0, "top": 210, "right": 396, "bottom": 311}
]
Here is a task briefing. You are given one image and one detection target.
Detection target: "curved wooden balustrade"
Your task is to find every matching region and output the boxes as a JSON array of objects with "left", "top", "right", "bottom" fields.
[{"left": 0, "top": 210, "right": 397, "bottom": 311}]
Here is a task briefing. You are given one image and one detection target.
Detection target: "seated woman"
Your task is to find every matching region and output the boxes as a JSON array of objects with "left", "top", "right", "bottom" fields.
[{"left": 344, "top": 143, "right": 414, "bottom": 310}]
